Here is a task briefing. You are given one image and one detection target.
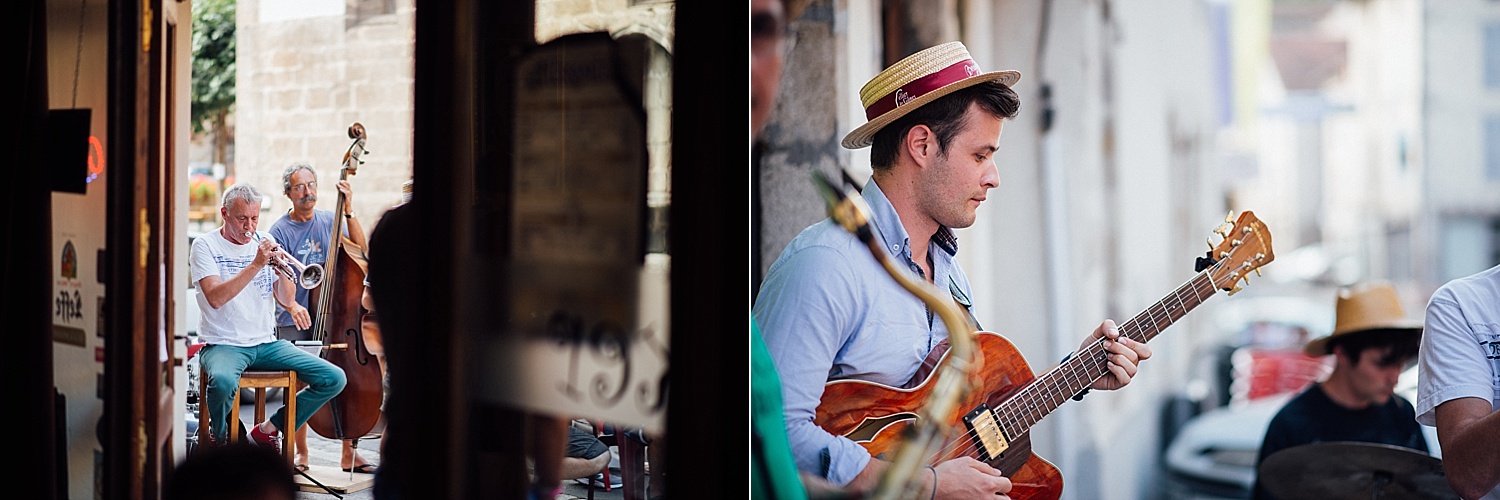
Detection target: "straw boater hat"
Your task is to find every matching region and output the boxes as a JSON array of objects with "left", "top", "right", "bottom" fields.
[
  {"left": 1303, "top": 282, "right": 1424, "bottom": 356},
  {"left": 841, "top": 41, "right": 1021, "bottom": 149}
]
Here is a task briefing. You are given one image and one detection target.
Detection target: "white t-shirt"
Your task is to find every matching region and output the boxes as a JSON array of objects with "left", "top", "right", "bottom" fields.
[
  {"left": 1416, "top": 264, "right": 1500, "bottom": 500},
  {"left": 190, "top": 229, "right": 279, "bottom": 347}
]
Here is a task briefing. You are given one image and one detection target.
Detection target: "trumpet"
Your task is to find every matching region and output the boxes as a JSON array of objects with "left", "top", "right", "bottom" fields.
[{"left": 248, "top": 232, "right": 325, "bottom": 289}]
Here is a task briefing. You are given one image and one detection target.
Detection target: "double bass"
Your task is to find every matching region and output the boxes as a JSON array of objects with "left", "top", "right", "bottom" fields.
[{"left": 305, "top": 123, "right": 384, "bottom": 449}]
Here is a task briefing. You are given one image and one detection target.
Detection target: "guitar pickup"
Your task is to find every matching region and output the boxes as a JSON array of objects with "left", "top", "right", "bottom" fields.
[{"left": 962, "top": 405, "right": 1009, "bottom": 461}]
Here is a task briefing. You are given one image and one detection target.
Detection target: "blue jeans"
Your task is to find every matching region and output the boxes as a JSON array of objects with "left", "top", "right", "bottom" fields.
[{"left": 199, "top": 340, "right": 347, "bottom": 442}]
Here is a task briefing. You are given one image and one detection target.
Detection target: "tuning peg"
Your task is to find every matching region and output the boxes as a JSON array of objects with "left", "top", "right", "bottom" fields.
[
  {"left": 1254, "top": 268, "right": 1262, "bottom": 277},
  {"left": 1206, "top": 237, "right": 1216, "bottom": 250},
  {"left": 1227, "top": 285, "right": 1244, "bottom": 296},
  {"left": 1225, "top": 211, "right": 1235, "bottom": 223}
]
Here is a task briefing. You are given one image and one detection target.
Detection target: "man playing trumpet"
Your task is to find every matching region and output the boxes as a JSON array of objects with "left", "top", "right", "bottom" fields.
[
  {"left": 191, "top": 183, "right": 347, "bottom": 451},
  {"left": 268, "top": 162, "right": 376, "bottom": 473}
]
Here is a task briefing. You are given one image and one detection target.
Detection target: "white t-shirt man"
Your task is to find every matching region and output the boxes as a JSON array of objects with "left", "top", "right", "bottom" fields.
[
  {"left": 190, "top": 229, "right": 280, "bottom": 347},
  {"left": 1417, "top": 263, "right": 1500, "bottom": 500}
]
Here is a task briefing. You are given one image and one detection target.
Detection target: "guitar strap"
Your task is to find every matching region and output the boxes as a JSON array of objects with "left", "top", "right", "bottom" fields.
[
  {"left": 948, "top": 277, "right": 981, "bottom": 331},
  {"left": 904, "top": 279, "right": 982, "bottom": 389}
]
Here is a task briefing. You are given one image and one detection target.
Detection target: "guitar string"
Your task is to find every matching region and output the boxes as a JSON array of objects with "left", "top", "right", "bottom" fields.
[
  {"left": 991, "top": 274, "right": 1212, "bottom": 434},
  {"left": 902, "top": 234, "right": 1255, "bottom": 465},
  {"left": 932, "top": 275, "right": 1215, "bottom": 463},
  {"left": 923, "top": 265, "right": 1224, "bottom": 463},
  {"left": 927, "top": 277, "right": 1206, "bottom": 463}
]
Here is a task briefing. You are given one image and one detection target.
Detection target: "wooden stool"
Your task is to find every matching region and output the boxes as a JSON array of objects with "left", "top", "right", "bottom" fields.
[{"left": 197, "top": 369, "right": 298, "bottom": 465}]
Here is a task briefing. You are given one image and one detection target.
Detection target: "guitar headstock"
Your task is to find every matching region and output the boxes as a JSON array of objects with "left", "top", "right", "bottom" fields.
[
  {"left": 1202, "top": 211, "right": 1274, "bottom": 295},
  {"left": 342, "top": 122, "right": 367, "bottom": 175}
]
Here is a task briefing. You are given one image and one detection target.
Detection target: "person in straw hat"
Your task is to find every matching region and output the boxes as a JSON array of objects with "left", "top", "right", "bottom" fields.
[
  {"left": 753, "top": 41, "right": 1151, "bottom": 499},
  {"left": 1415, "top": 263, "right": 1500, "bottom": 500},
  {"left": 1251, "top": 281, "right": 1429, "bottom": 500}
]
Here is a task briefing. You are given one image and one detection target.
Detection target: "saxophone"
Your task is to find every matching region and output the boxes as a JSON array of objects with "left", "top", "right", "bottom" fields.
[{"left": 812, "top": 171, "right": 981, "bottom": 500}]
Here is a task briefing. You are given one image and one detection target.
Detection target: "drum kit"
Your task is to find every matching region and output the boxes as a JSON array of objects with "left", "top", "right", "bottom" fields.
[{"left": 1258, "top": 441, "right": 1459, "bottom": 500}]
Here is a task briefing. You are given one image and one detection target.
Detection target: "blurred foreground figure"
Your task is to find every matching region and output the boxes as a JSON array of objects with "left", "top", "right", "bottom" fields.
[{"left": 166, "top": 444, "right": 297, "bottom": 500}]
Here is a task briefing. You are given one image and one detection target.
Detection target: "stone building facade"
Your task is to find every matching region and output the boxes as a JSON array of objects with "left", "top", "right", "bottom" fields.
[{"left": 228, "top": 0, "right": 671, "bottom": 234}]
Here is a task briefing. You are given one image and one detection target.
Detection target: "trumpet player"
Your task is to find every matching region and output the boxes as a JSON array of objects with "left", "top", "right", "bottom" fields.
[
  {"left": 269, "top": 163, "right": 376, "bottom": 473},
  {"left": 191, "top": 183, "right": 347, "bottom": 451}
]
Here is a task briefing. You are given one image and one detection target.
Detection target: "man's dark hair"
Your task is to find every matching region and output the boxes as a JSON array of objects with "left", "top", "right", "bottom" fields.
[
  {"left": 1330, "top": 329, "right": 1422, "bottom": 368},
  {"left": 869, "top": 80, "right": 1021, "bottom": 169}
]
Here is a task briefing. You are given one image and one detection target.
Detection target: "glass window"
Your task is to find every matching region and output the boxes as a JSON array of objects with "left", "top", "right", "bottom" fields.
[
  {"left": 1485, "top": 23, "right": 1500, "bottom": 88},
  {"left": 1487, "top": 115, "right": 1500, "bottom": 180}
]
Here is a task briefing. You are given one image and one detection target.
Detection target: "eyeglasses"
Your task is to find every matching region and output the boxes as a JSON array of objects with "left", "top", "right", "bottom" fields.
[{"left": 290, "top": 181, "right": 317, "bottom": 192}]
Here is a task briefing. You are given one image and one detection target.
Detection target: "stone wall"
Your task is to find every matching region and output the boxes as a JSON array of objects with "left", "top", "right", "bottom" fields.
[
  {"left": 232, "top": 0, "right": 672, "bottom": 234},
  {"left": 235, "top": 0, "right": 416, "bottom": 230}
]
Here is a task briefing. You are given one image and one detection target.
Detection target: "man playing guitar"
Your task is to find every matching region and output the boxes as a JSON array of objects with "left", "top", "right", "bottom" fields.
[{"left": 752, "top": 42, "right": 1153, "bottom": 499}]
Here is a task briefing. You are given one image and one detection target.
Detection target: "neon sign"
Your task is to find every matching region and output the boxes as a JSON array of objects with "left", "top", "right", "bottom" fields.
[{"left": 86, "top": 135, "right": 104, "bottom": 184}]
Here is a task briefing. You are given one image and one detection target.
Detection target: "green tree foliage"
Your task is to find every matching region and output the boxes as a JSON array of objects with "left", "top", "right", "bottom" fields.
[{"left": 191, "top": 0, "right": 235, "bottom": 137}]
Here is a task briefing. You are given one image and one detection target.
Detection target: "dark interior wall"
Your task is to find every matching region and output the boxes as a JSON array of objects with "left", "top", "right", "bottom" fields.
[{"left": 10, "top": 0, "right": 58, "bottom": 498}]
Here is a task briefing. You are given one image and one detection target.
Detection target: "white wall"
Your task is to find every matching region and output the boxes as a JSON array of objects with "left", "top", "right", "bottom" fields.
[
  {"left": 1423, "top": 0, "right": 1500, "bottom": 285},
  {"left": 235, "top": 0, "right": 416, "bottom": 232},
  {"left": 962, "top": 1, "right": 1225, "bottom": 498}
]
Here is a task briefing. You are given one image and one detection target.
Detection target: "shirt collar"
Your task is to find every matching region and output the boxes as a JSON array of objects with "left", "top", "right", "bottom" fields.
[{"left": 862, "top": 178, "right": 960, "bottom": 259}]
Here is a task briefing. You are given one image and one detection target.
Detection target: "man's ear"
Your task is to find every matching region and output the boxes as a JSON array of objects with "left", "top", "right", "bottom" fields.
[
  {"left": 904, "top": 124, "right": 936, "bottom": 167},
  {"left": 1330, "top": 343, "right": 1352, "bottom": 363}
]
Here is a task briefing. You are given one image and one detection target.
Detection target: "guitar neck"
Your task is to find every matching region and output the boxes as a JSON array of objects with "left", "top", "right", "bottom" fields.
[{"left": 993, "top": 272, "right": 1217, "bottom": 436}]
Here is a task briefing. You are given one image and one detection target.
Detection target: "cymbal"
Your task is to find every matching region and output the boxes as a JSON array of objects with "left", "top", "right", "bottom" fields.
[{"left": 1259, "top": 441, "right": 1457, "bottom": 500}]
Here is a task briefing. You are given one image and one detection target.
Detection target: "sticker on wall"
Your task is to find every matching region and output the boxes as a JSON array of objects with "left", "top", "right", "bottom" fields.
[
  {"left": 61, "top": 240, "right": 78, "bottom": 280},
  {"left": 54, "top": 239, "right": 87, "bottom": 346}
]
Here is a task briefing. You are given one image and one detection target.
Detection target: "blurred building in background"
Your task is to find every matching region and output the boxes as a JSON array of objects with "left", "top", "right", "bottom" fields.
[{"left": 1422, "top": 0, "right": 1500, "bottom": 289}]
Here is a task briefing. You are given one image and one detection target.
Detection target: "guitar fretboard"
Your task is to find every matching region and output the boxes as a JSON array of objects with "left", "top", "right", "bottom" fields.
[{"left": 991, "top": 271, "right": 1218, "bottom": 437}]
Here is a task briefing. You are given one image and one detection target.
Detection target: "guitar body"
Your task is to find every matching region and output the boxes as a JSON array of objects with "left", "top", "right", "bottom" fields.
[
  {"left": 815, "top": 331, "right": 1064, "bottom": 500},
  {"left": 808, "top": 210, "right": 1274, "bottom": 500}
]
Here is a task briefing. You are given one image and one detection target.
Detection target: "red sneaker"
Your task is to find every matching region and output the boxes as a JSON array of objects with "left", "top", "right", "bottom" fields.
[{"left": 248, "top": 424, "right": 281, "bottom": 454}]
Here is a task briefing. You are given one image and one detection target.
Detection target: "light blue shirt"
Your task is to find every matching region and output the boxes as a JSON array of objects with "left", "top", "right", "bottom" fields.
[{"left": 752, "top": 179, "right": 978, "bottom": 486}]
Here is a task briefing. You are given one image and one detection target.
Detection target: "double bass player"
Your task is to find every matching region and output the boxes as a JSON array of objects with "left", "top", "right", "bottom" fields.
[{"left": 270, "top": 162, "right": 378, "bottom": 473}]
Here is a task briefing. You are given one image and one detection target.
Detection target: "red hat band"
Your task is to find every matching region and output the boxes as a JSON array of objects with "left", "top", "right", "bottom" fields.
[{"left": 864, "top": 59, "right": 983, "bottom": 121}]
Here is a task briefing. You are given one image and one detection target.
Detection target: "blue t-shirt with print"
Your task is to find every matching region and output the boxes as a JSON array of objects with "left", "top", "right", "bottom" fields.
[{"left": 269, "top": 209, "right": 345, "bottom": 328}]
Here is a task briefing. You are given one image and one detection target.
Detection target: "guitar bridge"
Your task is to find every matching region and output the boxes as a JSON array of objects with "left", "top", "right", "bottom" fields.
[{"left": 962, "top": 405, "right": 1009, "bottom": 461}]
